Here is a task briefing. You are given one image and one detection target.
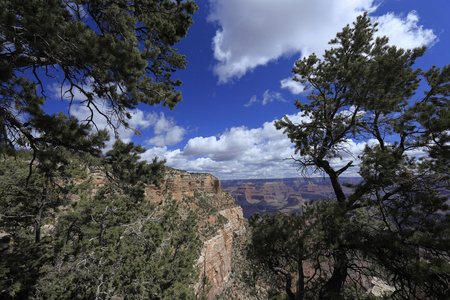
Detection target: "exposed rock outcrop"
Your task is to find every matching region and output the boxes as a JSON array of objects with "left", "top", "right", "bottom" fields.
[
  {"left": 143, "top": 168, "right": 245, "bottom": 298},
  {"left": 195, "top": 207, "right": 245, "bottom": 299},
  {"left": 145, "top": 168, "right": 231, "bottom": 205},
  {"left": 36, "top": 166, "right": 245, "bottom": 298}
]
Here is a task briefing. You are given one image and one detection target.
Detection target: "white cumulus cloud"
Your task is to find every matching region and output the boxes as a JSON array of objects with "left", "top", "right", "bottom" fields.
[
  {"left": 68, "top": 105, "right": 166, "bottom": 149},
  {"left": 145, "top": 113, "right": 186, "bottom": 147},
  {"left": 373, "top": 10, "right": 437, "bottom": 49},
  {"left": 280, "top": 78, "right": 306, "bottom": 95},
  {"left": 208, "top": 0, "right": 436, "bottom": 83},
  {"left": 49, "top": 82, "right": 187, "bottom": 150},
  {"left": 141, "top": 112, "right": 377, "bottom": 179}
]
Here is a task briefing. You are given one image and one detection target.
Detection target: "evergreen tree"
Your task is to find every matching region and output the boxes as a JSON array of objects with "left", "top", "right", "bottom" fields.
[
  {"left": 0, "top": 111, "right": 108, "bottom": 298},
  {"left": 33, "top": 141, "right": 202, "bottom": 299},
  {"left": 247, "top": 13, "right": 449, "bottom": 299},
  {"left": 1, "top": 141, "right": 203, "bottom": 299},
  {"left": 0, "top": 149, "right": 95, "bottom": 298},
  {"left": 1, "top": 2, "right": 201, "bottom": 298},
  {"left": 0, "top": 0, "right": 197, "bottom": 155},
  {"left": 245, "top": 212, "right": 311, "bottom": 299}
]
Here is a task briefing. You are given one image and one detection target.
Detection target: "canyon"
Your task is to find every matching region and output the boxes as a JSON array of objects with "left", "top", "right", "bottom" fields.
[
  {"left": 0, "top": 165, "right": 367, "bottom": 299},
  {"left": 144, "top": 172, "right": 361, "bottom": 298},
  {"left": 222, "top": 177, "right": 360, "bottom": 218},
  {"left": 143, "top": 172, "right": 362, "bottom": 298}
]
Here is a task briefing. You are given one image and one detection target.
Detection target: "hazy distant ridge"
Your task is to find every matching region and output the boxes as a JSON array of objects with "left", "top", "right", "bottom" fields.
[{"left": 222, "top": 177, "right": 360, "bottom": 218}]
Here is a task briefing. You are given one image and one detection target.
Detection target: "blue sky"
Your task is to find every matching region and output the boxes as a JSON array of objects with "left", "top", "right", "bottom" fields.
[{"left": 60, "top": 0, "right": 450, "bottom": 180}]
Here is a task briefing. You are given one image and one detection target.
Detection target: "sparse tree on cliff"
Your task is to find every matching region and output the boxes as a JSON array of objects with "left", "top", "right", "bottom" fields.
[
  {"left": 37, "top": 141, "right": 201, "bottom": 299},
  {"left": 247, "top": 13, "right": 450, "bottom": 299},
  {"left": 0, "top": 141, "right": 203, "bottom": 299}
]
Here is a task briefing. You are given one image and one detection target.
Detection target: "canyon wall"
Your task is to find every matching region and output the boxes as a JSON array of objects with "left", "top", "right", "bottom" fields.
[
  {"left": 145, "top": 168, "right": 232, "bottom": 204},
  {"left": 222, "top": 177, "right": 360, "bottom": 218},
  {"left": 144, "top": 168, "right": 245, "bottom": 299},
  {"left": 195, "top": 207, "right": 245, "bottom": 299}
]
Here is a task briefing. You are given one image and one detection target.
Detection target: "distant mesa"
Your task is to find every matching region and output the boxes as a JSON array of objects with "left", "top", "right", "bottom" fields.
[{"left": 222, "top": 177, "right": 359, "bottom": 218}]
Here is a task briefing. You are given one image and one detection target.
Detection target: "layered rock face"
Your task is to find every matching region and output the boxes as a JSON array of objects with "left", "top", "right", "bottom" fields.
[
  {"left": 144, "top": 168, "right": 245, "bottom": 299},
  {"left": 222, "top": 177, "right": 359, "bottom": 218},
  {"left": 145, "top": 168, "right": 230, "bottom": 204},
  {"left": 195, "top": 207, "right": 245, "bottom": 299}
]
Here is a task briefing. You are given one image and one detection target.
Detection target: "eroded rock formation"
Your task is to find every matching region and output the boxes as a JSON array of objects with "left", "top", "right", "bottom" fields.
[
  {"left": 222, "top": 177, "right": 359, "bottom": 217},
  {"left": 194, "top": 207, "right": 245, "bottom": 298},
  {"left": 145, "top": 168, "right": 230, "bottom": 204},
  {"left": 144, "top": 168, "right": 245, "bottom": 299}
]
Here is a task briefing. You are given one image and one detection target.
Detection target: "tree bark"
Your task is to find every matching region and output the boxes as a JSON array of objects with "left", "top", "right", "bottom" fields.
[
  {"left": 273, "top": 267, "right": 296, "bottom": 300},
  {"left": 316, "top": 158, "right": 347, "bottom": 203},
  {"left": 297, "top": 259, "right": 304, "bottom": 300},
  {"left": 319, "top": 250, "right": 348, "bottom": 300}
]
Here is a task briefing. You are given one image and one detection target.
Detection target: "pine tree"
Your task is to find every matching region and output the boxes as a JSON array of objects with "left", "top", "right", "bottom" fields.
[
  {"left": 1, "top": 2, "right": 201, "bottom": 298},
  {"left": 1, "top": 140, "right": 203, "bottom": 299},
  {"left": 33, "top": 141, "right": 202, "bottom": 299},
  {"left": 0, "top": 149, "right": 93, "bottom": 298},
  {"left": 0, "top": 0, "right": 197, "bottom": 156},
  {"left": 247, "top": 13, "right": 449, "bottom": 300}
]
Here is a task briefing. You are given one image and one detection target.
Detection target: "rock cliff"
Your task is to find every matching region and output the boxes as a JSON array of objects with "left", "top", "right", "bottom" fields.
[
  {"left": 195, "top": 207, "right": 245, "bottom": 299},
  {"left": 144, "top": 168, "right": 245, "bottom": 299},
  {"left": 145, "top": 168, "right": 231, "bottom": 204}
]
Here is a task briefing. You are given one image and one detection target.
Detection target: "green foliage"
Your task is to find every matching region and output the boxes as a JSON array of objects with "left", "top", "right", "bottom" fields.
[
  {"left": 246, "top": 213, "right": 309, "bottom": 299},
  {"left": 0, "top": 0, "right": 197, "bottom": 157},
  {"left": 184, "top": 189, "right": 233, "bottom": 240},
  {"left": 105, "top": 139, "right": 166, "bottom": 187},
  {"left": 1, "top": 141, "right": 203, "bottom": 299},
  {"left": 38, "top": 199, "right": 201, "bottom": 299},
  {"left": 33, "top": 141, "right": 201, "bottom": 299},
  {"left": 0, "top": 151, "right": 89, "bottom": 298},
  {"left": 1, "top": 2, "right": 202, "bottom": 298},
  {"left": 245, "top": 13, "right": 450, "bottom": 299}
]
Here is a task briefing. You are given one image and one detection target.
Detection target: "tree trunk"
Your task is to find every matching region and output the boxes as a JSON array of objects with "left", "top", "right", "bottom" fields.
[
  {"left": 316, "top": 159, "right": 349, "bottom": 299},
  {"left": 319, "top": 250, "right": 348, "bottom": 300},
  {"left": 296, "top": 259, "right": 304, "bottom": 300},
  {"left": 316, "top": 158, "right": 346, "bottom": 203},
  {"left": 273, "top": 267, "right": 296, "bottom": 300}
]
